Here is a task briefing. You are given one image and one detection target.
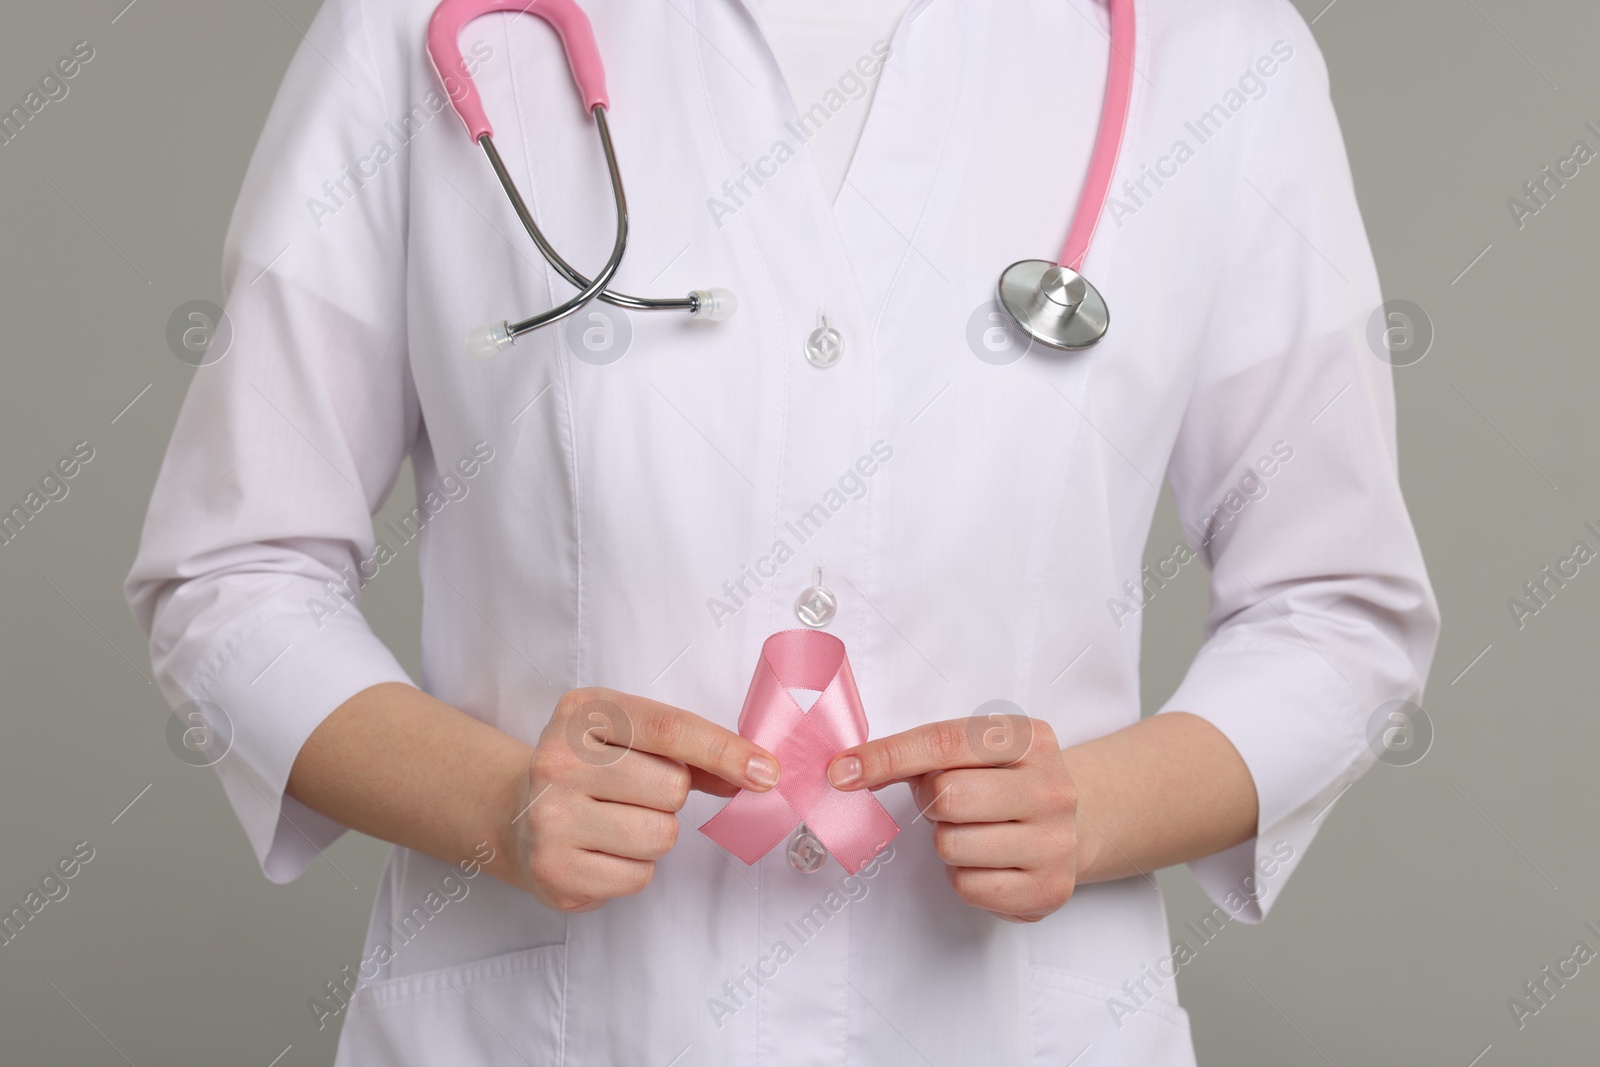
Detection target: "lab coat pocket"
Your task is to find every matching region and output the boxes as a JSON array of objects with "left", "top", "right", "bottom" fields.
[
  {"left": 335, "top": 943, "right": 566, "bottom": 1067},
  {"left": 1028, "top": 965, "right": 1196, "bottom": 1067}
]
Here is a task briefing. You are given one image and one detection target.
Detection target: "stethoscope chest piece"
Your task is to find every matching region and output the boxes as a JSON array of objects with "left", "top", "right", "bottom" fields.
[{"left": 997, "top": 259, "right": 1110, "bottom": 351}]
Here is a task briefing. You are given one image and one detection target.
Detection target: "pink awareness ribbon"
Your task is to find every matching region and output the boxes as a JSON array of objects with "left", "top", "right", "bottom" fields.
[{"left": 699, "top": 630, "right": 900, "bottom": 874}]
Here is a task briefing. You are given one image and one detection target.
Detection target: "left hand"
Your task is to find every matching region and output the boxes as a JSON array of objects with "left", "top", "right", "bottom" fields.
[{"left": 828, "top": 716, "right": 1080, "bottom": 922}]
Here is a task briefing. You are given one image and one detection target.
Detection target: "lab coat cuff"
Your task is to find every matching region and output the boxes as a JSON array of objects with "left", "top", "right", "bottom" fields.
[
  {"left": 1156, "top": 637, "right": 1367, "bottom": 922},
  {"left": 188, "top": 596, "right": 413, "bottom": 884}
]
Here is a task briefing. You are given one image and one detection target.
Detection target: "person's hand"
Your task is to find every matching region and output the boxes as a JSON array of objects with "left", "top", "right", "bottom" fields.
[
  {"left": 827, "top": 716, "right": 1078, "bottom": 922},
  {"left": 508, "top": 687, "right": 779, "bottom": 912}
]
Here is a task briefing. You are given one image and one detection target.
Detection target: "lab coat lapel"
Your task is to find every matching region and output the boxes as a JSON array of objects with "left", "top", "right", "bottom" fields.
[
  {"left": 829, "top": 0, "right": 964, "bottom": 330},
  {"left": 694, "top": 0, "right": 959, "bottom": 335}
]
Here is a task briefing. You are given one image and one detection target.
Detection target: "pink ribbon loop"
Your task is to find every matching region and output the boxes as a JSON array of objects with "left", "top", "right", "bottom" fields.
[{"left": 699, "top": 630, "right": 901, "bottom": 874}]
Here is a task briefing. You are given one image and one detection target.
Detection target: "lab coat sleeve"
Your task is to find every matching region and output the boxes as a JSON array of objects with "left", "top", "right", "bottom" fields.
[
  {"left": 124, "top": 0, "right": 418, "bottom": 883},
  {"left": 1154, "top": 5, "right": 1440, "bottom": 922}
]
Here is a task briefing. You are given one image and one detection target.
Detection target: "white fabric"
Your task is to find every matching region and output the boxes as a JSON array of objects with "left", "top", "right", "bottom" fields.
[
  {"left": 749, "top": 0, "right": 917, "bottom": 200},
  {"left": 125, "top": 0, "right": 1440, "bottom": 1063}
]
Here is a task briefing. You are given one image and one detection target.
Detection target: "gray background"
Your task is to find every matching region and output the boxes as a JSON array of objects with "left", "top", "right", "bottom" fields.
[{"left": 0, "top": 0, "right": 1595, "bottom": 1063}]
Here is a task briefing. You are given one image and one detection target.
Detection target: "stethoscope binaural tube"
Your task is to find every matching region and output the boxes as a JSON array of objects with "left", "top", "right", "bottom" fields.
[
  {"left": 996, "top": 0, "right": 1135, "bottom": 351},
  {"left": 427, "top": 0, "right": 735, "bottom": 360}
]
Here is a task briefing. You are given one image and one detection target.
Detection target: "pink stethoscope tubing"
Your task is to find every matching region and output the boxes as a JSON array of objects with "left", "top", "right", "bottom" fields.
[
  {"left": 427, "top": 0, "right": 609, "bottom": 140},
  {"left": 1059, "top": 0, "right": 1135, "bottom": 274}
]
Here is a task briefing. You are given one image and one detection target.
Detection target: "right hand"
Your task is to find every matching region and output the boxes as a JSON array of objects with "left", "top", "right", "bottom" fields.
[{"left": 507, "top": 687, "right": 780, "bottom": 912}]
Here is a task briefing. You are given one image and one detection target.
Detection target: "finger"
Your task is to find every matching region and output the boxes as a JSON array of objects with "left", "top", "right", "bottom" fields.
[
  {"left": 992, "top": 911, "right": 1051, "bottom": 924},
  {"left": 913, "top": 768, "right": 1039, "bottom": 823},
  {"left": 946, "top": 866, "right": 1058, "bottom": 917},
  {"left": 555, "top": 851, "right": 657, "bottom": 908},
  {"left": 932, "top": 821, "right": 1040, "bottom": 869},
  {"left": 572, "top": 800, "right": 681, "bottom": 862},
  {"left": 578, "top": 750, "right": 694, "bottom": 811},
  {"left": 830, "top": 719, "right": 997, "bottom": 792},
  {"left": 623, "top": 697, "right": 780, "bottom": 792}
]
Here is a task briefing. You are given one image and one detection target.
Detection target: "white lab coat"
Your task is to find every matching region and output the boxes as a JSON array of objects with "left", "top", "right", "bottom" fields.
[{"left": 126, "top": 0, "right": 1439, "bottom": 1062}]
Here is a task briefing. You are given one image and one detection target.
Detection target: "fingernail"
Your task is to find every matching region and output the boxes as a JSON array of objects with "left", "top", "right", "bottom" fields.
[
  {"left": 829, "top": 756, "right": 862, "bottom": 789},
  {"left": 746, "top": 755, "right": 780, "bottom": 790}
]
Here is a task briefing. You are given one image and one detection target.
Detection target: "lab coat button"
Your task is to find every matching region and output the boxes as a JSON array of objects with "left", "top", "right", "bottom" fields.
[
  {"left": 787, "top": 823, "right": 827, "bottom": 874},
  {"left": 795, "top": 568, "right": 837, "bottom": 627},
  {"left": 804, "top": 313, "right": 844, "bottom": 368}
]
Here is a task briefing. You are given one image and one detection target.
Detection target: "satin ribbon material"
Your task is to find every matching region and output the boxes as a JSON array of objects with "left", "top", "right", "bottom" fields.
[{"left": 700, "top": 630, "right": 900, "bottom": 874}]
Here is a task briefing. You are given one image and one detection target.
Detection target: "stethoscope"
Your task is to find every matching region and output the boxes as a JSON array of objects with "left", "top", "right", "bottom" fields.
[{"left": 427, "top": 0, "right": 1134, "bottom": 358}]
